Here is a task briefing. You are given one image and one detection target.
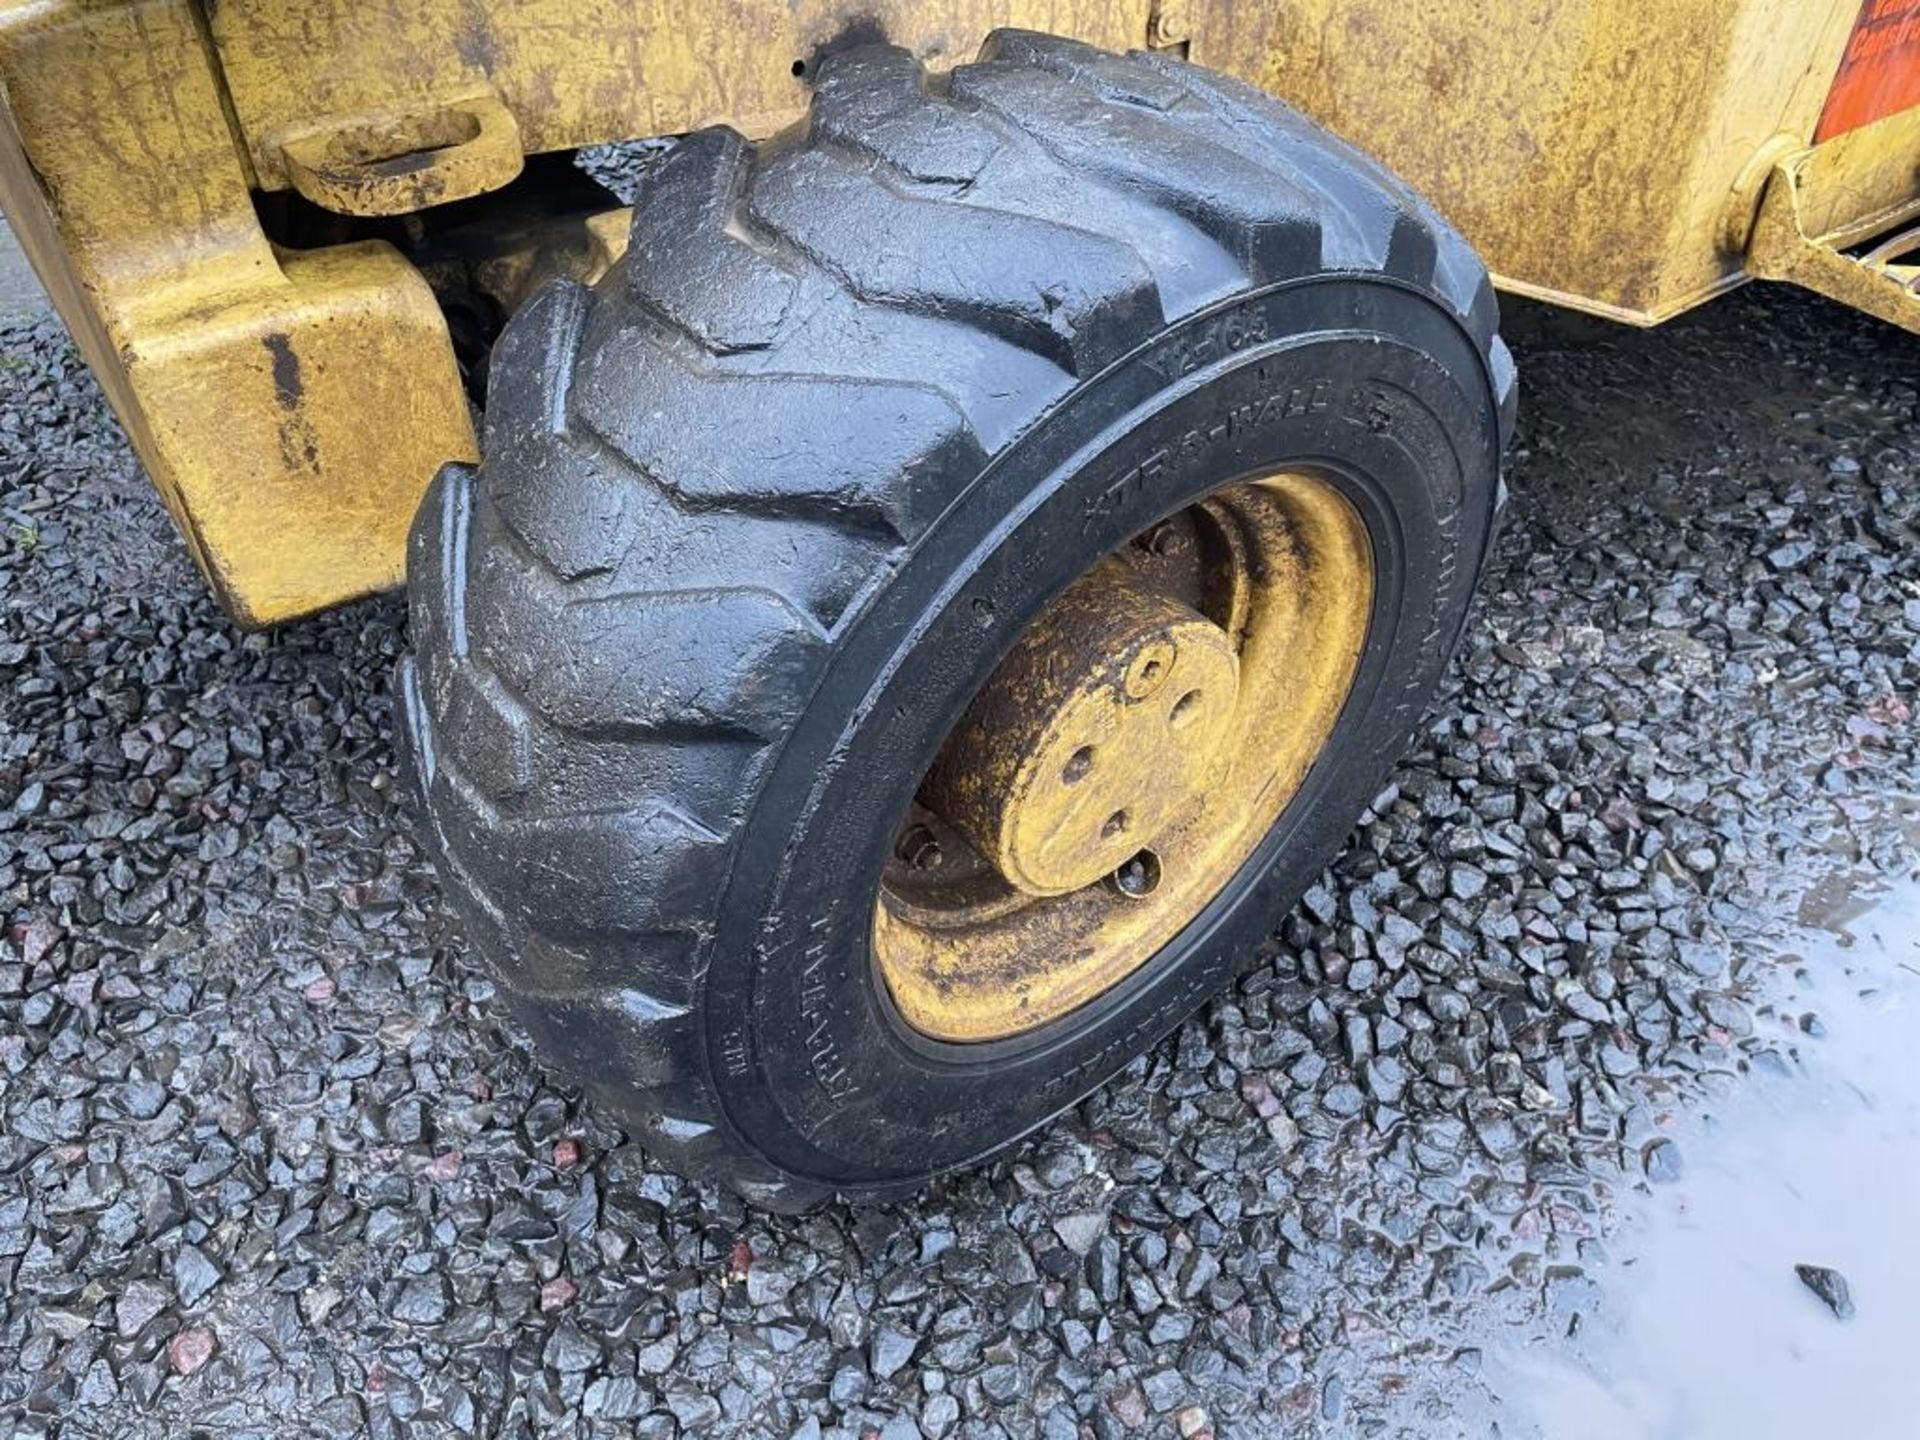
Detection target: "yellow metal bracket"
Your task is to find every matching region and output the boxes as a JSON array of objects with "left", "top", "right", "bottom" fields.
[
  {"left": 1746, "top": 107, "right": 1920, "bottom": 335},
  {"left": 279, "top": 91, "right": 524, "bottom": 217}
]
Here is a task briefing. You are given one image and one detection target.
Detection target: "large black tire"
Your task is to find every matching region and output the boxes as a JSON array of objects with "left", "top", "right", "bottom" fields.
[{"left": 398, "top": 31, "right": 1515, "bottom": 1209}]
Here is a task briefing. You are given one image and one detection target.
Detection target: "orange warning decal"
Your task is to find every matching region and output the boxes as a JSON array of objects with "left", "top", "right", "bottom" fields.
[{"left": 1817, "top": 0, "right": 1920, "bottom": 141}]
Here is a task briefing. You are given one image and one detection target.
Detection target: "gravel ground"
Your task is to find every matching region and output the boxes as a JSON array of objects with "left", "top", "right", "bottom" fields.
[{"left": 1, "top": 280, "right": 1917, "bottom": 1440}]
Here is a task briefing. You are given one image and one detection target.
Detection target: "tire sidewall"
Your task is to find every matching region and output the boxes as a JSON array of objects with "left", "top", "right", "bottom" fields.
[{"left": 708, "top": 278, "right": 1500, "bottom": 1185}]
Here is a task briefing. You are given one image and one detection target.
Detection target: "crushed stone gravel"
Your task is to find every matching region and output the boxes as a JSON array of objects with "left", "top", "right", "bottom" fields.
[{"left": 1, "top": 276, "right": 1917, "bottom": 1438}]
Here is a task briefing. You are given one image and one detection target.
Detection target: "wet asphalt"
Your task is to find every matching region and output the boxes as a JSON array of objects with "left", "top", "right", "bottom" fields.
[{"left": 1, "top": 272, "right": 1917, "bottom": 1439}]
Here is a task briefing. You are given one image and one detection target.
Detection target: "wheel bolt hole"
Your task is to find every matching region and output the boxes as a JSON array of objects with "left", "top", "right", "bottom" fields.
[
  {"left": 1125, "top": 645, "right": 1174, "bottom": 700},
  {"left": 1101, "top": 810, "right": 1130, "bottom": 840},
  {"left": 1110, "top": 848, "right": 1162, "bottom": 899},
  {"left": 1062, "top": 746, "right": 1096, "bottom": 785},
  {"left": 1169, "top": 689, "right": 1204, "bottom": 728}
]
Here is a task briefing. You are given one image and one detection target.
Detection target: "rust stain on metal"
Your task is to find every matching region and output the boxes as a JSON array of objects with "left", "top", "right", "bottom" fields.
[{"left": 923, "top": 556, "right": 1243, "bottom": 899}]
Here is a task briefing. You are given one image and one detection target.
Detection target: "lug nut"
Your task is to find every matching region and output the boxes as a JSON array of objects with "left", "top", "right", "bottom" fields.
[
  {"left": 1109, "top": 848, "right": 1163, "bottom": 899},
  {"left": 896, "top": 824, "right": 944, "bottom": 871},
  {"left": 1137, "top": 521, "right": 1189, "bottom": 557}
]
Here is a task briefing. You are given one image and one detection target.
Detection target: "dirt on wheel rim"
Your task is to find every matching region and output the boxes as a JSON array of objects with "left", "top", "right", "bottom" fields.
[{"left": 875, "top": 472, "right": 1374, "bottom": 1044}]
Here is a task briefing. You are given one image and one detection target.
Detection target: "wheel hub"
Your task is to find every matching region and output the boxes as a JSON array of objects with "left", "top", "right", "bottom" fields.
[
  {"left": 924, "top": 559, "right": 1241, "bottom": 897},
  {"left": 875, "top": 473, "right": 1374, "bottom": 1043}
]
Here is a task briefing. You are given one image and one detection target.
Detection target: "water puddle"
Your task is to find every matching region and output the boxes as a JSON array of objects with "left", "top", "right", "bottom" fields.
[{"left": 1483, "top": 875, "right": 1920, "bottom": 1439}]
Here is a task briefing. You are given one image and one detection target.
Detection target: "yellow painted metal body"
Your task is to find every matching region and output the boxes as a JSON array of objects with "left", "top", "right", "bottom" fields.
[
  {"left": 0, "top": 0, "right": 476, "bottom": 625},
  {"left": 0, "top": 0, "right": 1911, "bottom": 624},
  {"left": 1213, "top": 0, "right": 1873, "bottom": 325}
]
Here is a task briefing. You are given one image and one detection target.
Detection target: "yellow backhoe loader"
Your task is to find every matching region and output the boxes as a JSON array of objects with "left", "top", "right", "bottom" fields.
[{"left": 2, "top": 0, "right": 1913, "bottom": 1206}]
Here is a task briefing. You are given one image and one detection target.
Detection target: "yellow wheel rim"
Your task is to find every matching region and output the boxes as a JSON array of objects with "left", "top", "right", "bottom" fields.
[{"left": 873, "top": 471, "right": 1374, "bottom": 1042}]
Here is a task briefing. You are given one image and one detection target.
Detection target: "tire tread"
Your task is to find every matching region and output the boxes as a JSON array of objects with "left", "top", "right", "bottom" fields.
[{"left": 400, "top": 30, "right": 1510, "bottom": 1206}]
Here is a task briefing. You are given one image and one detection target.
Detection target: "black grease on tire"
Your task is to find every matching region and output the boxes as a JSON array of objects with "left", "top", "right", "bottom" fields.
[{"left": 399, "top": 30, "right": 1512, "bottom": 1208}]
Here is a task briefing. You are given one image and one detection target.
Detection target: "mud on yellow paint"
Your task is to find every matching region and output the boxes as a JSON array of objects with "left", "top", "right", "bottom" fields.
[
  {"left": 1201, "top": 0, "right": 1876, "bottom": 325},
  {"left": 1746, "top": 105, "right": 1920, "bottom": 337},
  {"left": 0, "top": 0, "right": 1159, "bottom": 624},
  {"left": 0, "top": 0, "right": 1913, "bottom": 624},
  {"left": 0, "top": 0, "right": 477, "bottom": 626},
  {"left": 874, "top": 475, "right": 1373, "bottom": 1044}
]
